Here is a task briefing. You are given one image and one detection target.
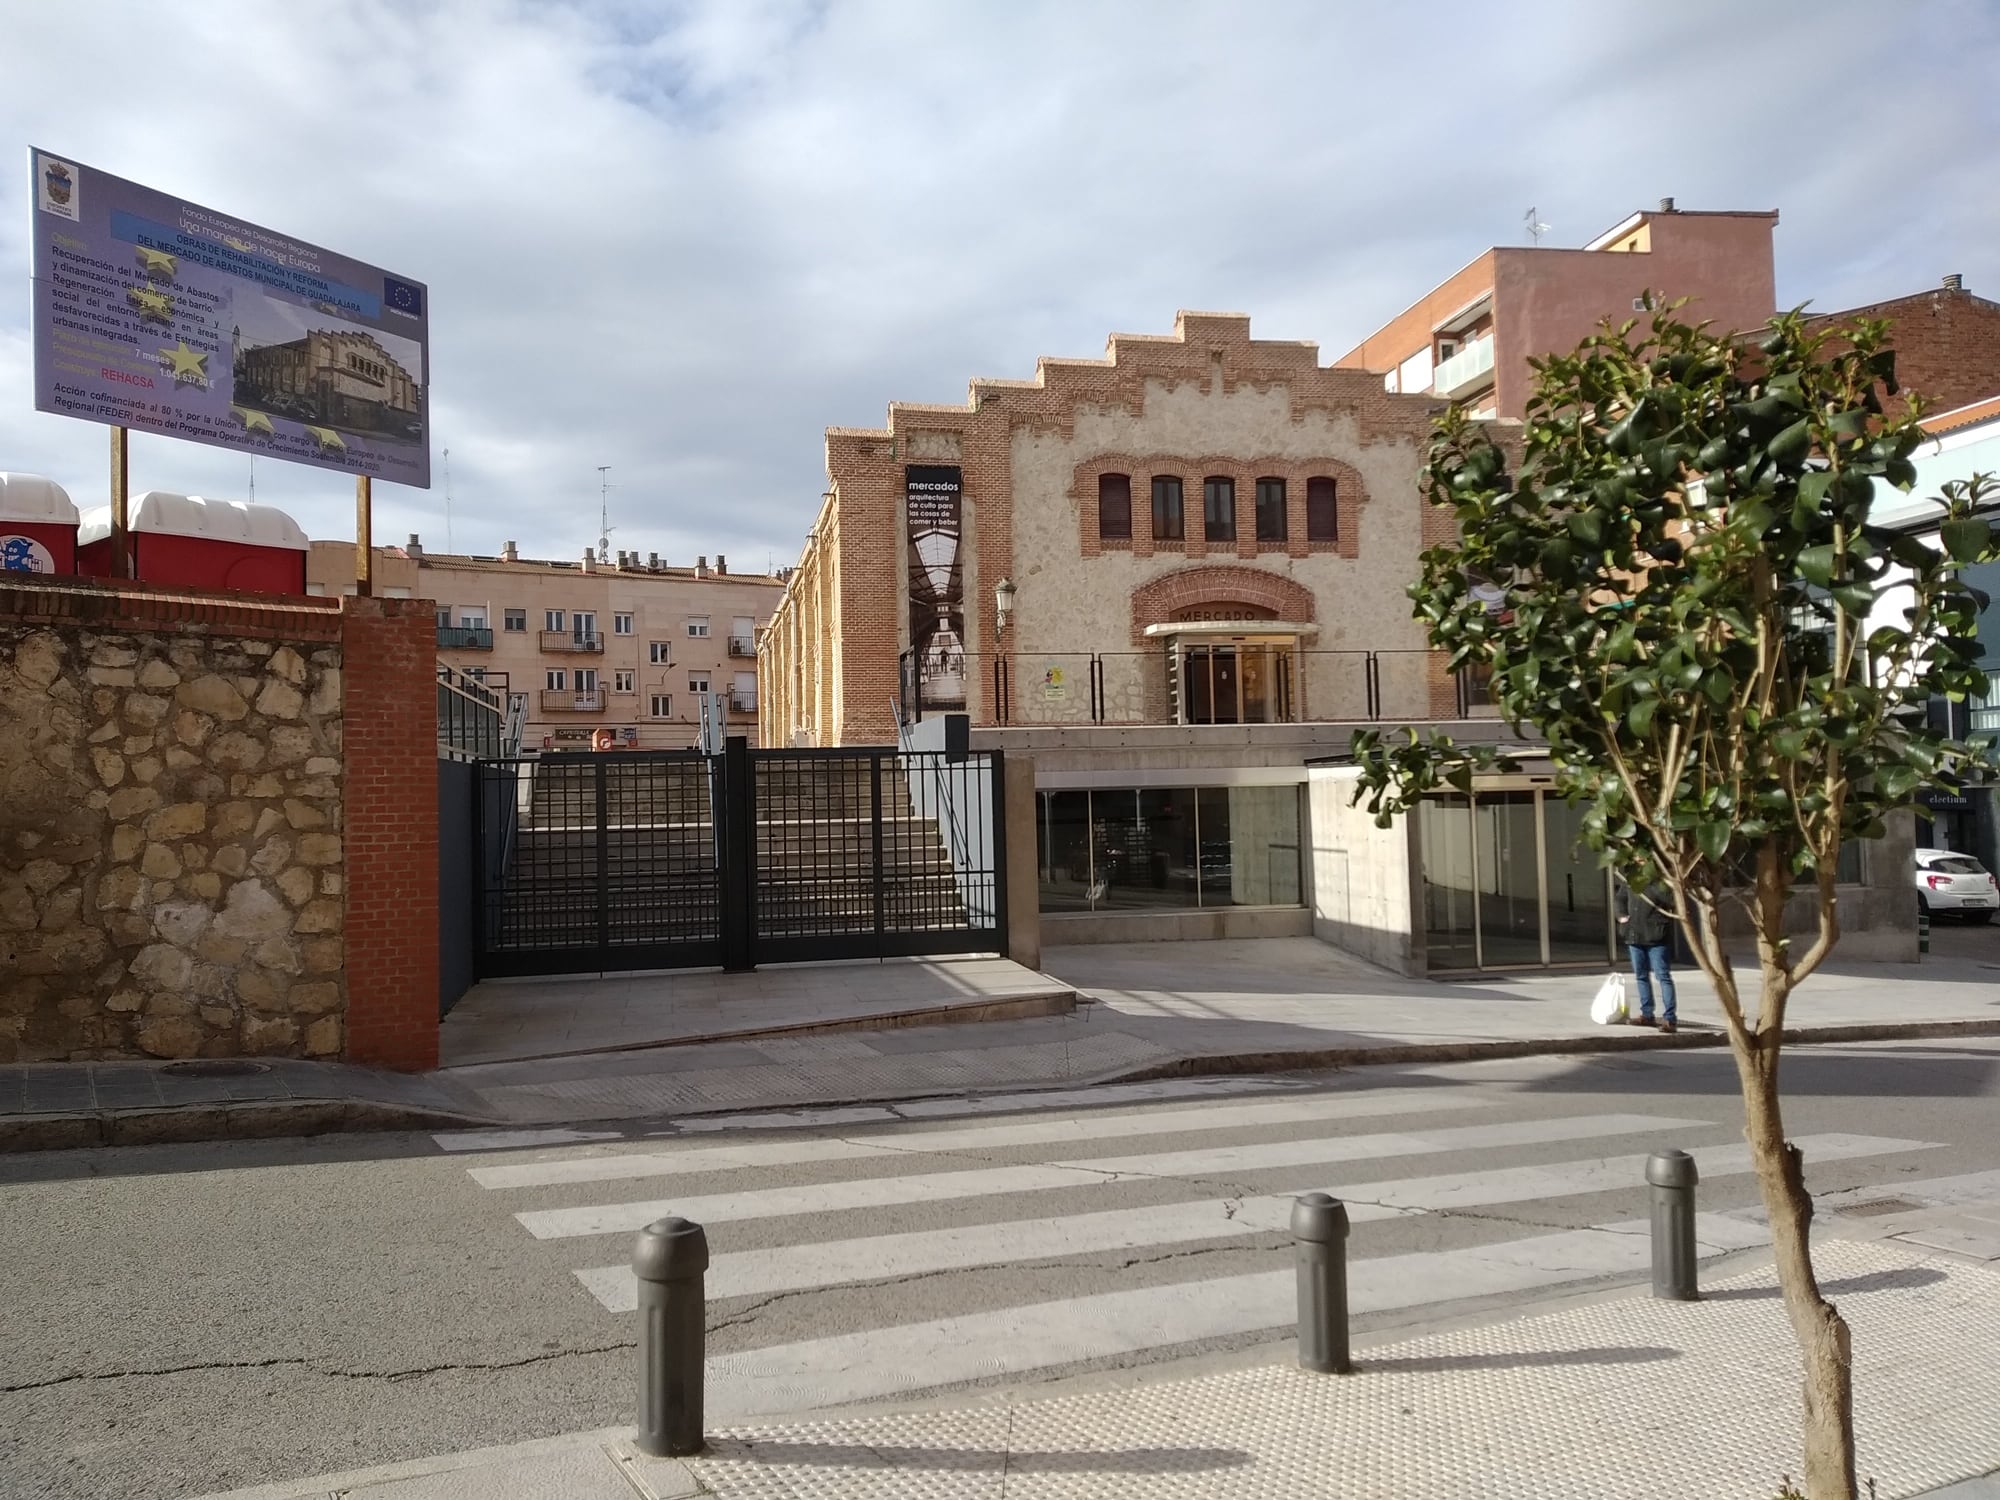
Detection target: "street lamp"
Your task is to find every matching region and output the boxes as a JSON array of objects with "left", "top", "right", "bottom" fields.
[{"left": 994, "top": 577, "right": 1017, "bottom": 641}]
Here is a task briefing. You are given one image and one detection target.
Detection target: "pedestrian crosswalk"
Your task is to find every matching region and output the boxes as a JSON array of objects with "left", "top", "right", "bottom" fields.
[{"left": 450, "top": 1082, "right": 1940, "bottom": 1421}]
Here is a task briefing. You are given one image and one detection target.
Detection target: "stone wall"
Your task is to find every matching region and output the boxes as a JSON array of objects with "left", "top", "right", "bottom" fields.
[{"left": 1, "top": 607, "right": 348, "bottom": 1062}]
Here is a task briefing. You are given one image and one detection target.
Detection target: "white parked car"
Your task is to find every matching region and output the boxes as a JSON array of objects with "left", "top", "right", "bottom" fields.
[{"left": 1914, "top": 848, "right": 1999, "bottom": 923}]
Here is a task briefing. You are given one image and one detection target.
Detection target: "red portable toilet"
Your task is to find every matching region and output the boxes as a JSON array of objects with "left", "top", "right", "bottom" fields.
[
  {"left": 78, "top": 492, "right": 309, "bottom": 596},
  {"left": 0, "top": 473, "right": 80, "bottom": 576}
]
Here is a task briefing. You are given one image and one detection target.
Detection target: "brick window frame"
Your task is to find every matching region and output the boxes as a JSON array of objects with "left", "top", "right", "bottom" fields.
[
  {"left": 1074, "top": 456, "right": 1369, "bottom": 561},
  {"left": 1097, "top": 473, "right": 1133, "bottom": 543}
]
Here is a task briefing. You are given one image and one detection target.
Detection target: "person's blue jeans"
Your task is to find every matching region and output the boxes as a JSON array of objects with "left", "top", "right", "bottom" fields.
[{"left": 1628, "top": 942, "right": 1676, "bottom": 1022}]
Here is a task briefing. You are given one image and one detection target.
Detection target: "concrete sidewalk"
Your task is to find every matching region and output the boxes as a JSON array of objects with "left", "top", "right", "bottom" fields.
[
  {"left": 5, "top": 938, "right": 1998, "bottom": 1151},
  {"left": 192, "top": 1235, "right": 2000, "bottom": 1499}
]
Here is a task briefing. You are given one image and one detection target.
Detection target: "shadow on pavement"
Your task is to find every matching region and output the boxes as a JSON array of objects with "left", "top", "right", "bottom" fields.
[
  {"left": 702, "top": 1438, "right": 1252, "bottom": 1474},
  {"left": 1361, "top": 1344, "right": 1679, "bottom": 1372},
  {"left": 1702, "top": 1266, "right": 1948, "bottom": 1302},
  {"left": 1507, "top": 1044, "right": 2000, "bottom": 1099}
]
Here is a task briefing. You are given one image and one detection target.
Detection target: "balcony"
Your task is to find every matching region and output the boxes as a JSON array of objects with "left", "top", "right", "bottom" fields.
[
  {"left": 728, "top": 634, "right": 757, "bottom": 658},
  {"left": 539, "top": 689, "right": 605, "bottom": 712},
  {"left": 729, "top": 690, "right": 758, "bottom": 714},
  {"left": 539, "top": 630, "right": 603, "bottom": 653},
  {"left": 437, "top": 624, "right": 493, "bottom": 650},
  {"left": 1431, "top": 335, "right": 1496, "bottom": 400}
]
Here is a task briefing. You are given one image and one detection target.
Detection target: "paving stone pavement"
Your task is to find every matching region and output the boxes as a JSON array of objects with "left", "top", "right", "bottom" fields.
[{"left": 193, "top": 1237, "right": 2000, "bottom": 1499}]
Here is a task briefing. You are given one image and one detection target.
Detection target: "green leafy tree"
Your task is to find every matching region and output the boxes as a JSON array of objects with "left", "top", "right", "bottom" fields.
[{"left": 1353, "top": 304, "right": 1997, "bottom": 1500}]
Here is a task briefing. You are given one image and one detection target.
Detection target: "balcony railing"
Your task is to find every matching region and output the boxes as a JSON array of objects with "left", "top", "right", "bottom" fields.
[
  {"left": 539, "top": 688, "right": 605, "bottom": 712},
  {"left": 1431, "top": 335, "right": 1496, "bottom": 399},
  {"left": 729, "top": 690, "right": 758, "bottom": 714},
  {"left": 728, "top": 634, "right": 757, "bottom": 658},
  {"left": 539, "top": 630, "right": 604, "bottom": 653},
  {"left": 437, "top": 624, "right": 493, "bottom": 650},
  {"left": 897, "top": 647, "right": 1493, "bottom": 729}
]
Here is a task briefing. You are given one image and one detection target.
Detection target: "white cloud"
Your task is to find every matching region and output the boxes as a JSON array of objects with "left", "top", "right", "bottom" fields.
[{"left": 2, "top": 0, "right": 1995, "bottom": 569}]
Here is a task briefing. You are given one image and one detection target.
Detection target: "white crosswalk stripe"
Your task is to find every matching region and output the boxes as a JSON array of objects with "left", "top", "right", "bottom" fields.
[
  {"left": 568, "top": 1131, "right": 1918, "bottom": 1310},
  {"left": 469, "top": 1088, "right": 1498, "bottom": 1190},
  {"left": 462, "top": 1088, "right": 1944, "bottom": 1415},
  {"left": 512, "top": 1111, "right": 1705, "bottom": 1239}
]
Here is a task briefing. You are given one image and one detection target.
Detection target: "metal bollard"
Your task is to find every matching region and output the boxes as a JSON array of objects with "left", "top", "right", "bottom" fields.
[
  {"left": 633, "top": 1216, "right": 709, "bottom": 1456},
  {"left": 1919, "top": 908, "right": 1931, "bottom": 956},
  {"left": 1645, "top": 1150, "right": 1699, "bottom": 1301},
  {"left": 1291, "top": 1192, "right": 1352, "bottom": 1373}
]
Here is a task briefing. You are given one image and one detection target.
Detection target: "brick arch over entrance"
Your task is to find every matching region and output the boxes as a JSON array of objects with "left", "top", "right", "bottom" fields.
[{"left": 1130, "top": 566, "right": 1316, "bottom": 645}]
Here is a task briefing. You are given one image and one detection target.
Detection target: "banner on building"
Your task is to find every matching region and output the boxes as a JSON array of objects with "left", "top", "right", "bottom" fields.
[
  {"left": 906, "top": 464, "right": 965, "bottom": 710},
  {"left": 29, "top": 147, "right": 431, "bottom": 487}
]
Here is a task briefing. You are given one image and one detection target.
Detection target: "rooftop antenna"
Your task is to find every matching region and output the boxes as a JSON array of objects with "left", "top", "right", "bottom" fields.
[
  {"left": 596, "top": 465, "right": 615, "bottom": 558},
  {"left": 442, "top": 446, "right": 453, "bottom": 554},
  {"left": 1524, "top": 207, "right": 1551, "bottom": 247}
]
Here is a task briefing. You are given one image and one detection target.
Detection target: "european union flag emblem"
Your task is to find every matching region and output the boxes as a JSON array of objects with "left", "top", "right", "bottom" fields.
[{"left": 383, "top": 276, "right": 424, "bottom": 318}]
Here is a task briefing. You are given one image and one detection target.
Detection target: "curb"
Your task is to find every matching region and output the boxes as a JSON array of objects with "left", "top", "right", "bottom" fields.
[
  {"left": 5, "top": 1018, "right": 1995, "bottom": 1155},
  {"left": 1096, "top": 1017, "right": 2000, "bottom": 1085},
  {"left": 0, "top": 1097, "right": 494, "bottom": 1154}
]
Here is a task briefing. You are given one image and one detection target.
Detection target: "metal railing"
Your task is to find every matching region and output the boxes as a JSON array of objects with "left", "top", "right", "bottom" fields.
[
  {"left": 439, "top": 664, "right": 506, "bottom": 760},
  {"left": 728, "top": 635, "right": 757, "bottom": 658},
  {"left": 437, "top": 624, "right": 494, "bottom": 650},
  {"left": 539, "top": 688, "right": 605, "bottom": 712},
  {"left": 898, "top": 647, "right": 1486, "bottom": 726},
  {"left": 539, "top": 630, "right": 604, "bottom": 653},
  {"left": 729, "top": 690, "right": 758, "bottom": 714}
]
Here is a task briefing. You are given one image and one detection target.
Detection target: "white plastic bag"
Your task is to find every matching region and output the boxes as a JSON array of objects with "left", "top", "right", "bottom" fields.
[{"left": 1590, "top": 970, "right": 1628, "bottom": 1025}]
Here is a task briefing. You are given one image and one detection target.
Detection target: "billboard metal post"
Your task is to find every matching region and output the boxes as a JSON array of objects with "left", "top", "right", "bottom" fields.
[
  {"left": 107, "top": 425, "right": 131, "bottom": 579},
  {"left": 355, "top": 475, "right": 373, "bottom": 597}
]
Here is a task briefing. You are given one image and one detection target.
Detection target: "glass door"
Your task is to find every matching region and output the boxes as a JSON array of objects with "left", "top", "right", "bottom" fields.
[
  {"left": 1476, "top": 792, "right": 1544, "bottom": 965},
  {"left": 1419, "top": 795, "right": 1479, "bottom": 969},
  {"left": 1543, "top": 795, "right": 1613, "bottom": 964}
]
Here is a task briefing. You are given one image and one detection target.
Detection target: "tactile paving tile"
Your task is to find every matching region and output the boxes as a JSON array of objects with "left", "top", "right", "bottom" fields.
[{"left": 685, "top": 1239, "right": 2000, "bottom": 1499}]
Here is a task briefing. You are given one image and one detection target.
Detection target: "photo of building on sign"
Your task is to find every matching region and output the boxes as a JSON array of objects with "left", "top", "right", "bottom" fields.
[{"left": 231, "top": 324, "right": 424, "bottom": 443}]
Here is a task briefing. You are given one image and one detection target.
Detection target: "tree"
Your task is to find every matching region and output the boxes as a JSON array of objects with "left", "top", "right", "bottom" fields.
[{"left": 1352, "top": 303, "right": 1998, "bottom": 1499}]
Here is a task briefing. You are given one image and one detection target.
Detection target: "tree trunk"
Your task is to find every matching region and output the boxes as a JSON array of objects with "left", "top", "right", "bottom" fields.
[{"left": 1736, "top": 1023, "right": 1858, "bottom": 1500}]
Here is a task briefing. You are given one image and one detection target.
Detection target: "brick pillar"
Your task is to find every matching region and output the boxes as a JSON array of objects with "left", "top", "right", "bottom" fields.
[{"left": 341, "top": 596, "right": 439, "bottom": 1070}]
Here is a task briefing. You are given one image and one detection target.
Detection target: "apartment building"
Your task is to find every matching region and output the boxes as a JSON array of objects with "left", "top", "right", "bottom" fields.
[
  {"left": 1335, "top": 200, "right": 1779, "bottom": 419},
  {"left": 307, "top": 539, "right": 783, "bottom": 750}
]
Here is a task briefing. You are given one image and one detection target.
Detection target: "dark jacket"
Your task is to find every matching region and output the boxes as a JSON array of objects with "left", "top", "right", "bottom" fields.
[{"left": 1616, "top": 881, "right": 1676, "bottom": 947}]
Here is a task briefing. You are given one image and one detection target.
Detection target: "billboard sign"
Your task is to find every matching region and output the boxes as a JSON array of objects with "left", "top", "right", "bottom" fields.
[
  {"left": 29, "top": 148, "right": 430, "bottom": 488},
  {"left": 905, "top": 464, "right": 965, "bottom": 710}
]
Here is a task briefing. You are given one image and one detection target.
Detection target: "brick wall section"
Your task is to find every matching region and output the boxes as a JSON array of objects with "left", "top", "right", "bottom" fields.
[
  {"left": 339, "top": 597, "right": 439, "bottom": 1071},
  {"left": 1804, "top": 284, "right": 2000, "bottom": 416}
]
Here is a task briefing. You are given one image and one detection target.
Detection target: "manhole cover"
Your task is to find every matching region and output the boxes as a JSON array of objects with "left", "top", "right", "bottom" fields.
[
  {"left": 1837, "top": 1197, "right": 1922, "bottom": 1218},
  {"left": 159, "top": 1060, "right": 271, "bottom": 1078}
]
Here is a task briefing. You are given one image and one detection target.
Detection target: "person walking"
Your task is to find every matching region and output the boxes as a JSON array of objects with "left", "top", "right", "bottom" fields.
[{"left": 1615, "top": 877, "right": 1679, "bottom": 1033}]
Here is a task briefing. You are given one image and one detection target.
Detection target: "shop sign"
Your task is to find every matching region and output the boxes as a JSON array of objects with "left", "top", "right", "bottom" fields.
[{"left": 1170, "top": 603, "right": 1276, "bottom": 623}]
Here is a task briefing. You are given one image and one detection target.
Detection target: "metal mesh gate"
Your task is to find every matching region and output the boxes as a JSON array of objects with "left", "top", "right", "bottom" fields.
[
  {"left": 471, "top": 743, "right": 1005, "bottom": 977},
  {"left": 474, "top": 752, "right": 721, "bottom": 976}
]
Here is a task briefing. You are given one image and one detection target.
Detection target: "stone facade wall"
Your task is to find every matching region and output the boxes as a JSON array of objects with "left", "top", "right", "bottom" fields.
[{"left": 1, "top": 602, "right": 347, "bottom": 1063}]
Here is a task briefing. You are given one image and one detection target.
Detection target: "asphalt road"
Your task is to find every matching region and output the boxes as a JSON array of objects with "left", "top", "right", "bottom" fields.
[{"left": 2, "top": 1038, "right": 1997, "bottom": 1500}]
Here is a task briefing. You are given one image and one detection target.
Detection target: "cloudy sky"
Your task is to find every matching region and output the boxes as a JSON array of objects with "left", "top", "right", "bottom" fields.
[{"left": 3, "top": 0, "right": 1996, "bottom": 572}]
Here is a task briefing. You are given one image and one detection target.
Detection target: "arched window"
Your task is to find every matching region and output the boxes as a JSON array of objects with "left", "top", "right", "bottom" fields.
[
  {"left": 1098, "top": 473, "right": 1132, "bottom": 540},
  {"left": 1254, "top": 478, "right": 1287, "bottom": 542},
  {"left": 1306, "top": 477, "right": 1338, "bottom": 541},
  {"left": 1203, "top": 477, "right": 1236, "bottom": 542}
]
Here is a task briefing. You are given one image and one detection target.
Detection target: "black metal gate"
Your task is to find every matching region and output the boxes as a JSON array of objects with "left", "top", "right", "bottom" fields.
[{"left": 472, "top": 740, "right": 1006, "bottom": 977}]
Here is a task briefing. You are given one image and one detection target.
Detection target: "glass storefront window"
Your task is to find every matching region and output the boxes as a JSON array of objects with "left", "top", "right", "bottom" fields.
[{"left": 1036, "top": 785, "right": 1302, "bottom": 913}]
